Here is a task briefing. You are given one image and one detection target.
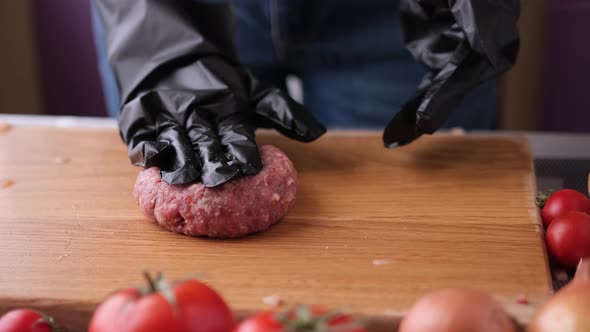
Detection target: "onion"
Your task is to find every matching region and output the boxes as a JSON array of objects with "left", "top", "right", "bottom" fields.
[
  {"left": 527, "top": 258, "right": 590, "bottom": 332},
  {"left": 399, "top": 288, "right": 516, "bottom": 332}
]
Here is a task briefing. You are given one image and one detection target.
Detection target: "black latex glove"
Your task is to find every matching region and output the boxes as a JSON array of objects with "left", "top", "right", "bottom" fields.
[
  {"left": 384, "top": 0, "right": 520, "bottom": 147},
  {"left": 94, "top": 0, "right": 325, "bottom": 186}
]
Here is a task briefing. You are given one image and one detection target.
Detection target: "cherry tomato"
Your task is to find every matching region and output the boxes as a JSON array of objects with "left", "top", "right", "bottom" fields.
[
  {"left": 89, "top": 272, "right": 235, "bottom": 332},
  {"left": 0, "top": 309, "right": 53, "bottom": 332},
  {"left": 545, "top": 211, "right": 590, "bottom": 269},
  {"left": 235, "top": 306, "right": 365, "bottom": 332},
  {"left": 541, "top": 189, "right": 590, "bottom": 228}
]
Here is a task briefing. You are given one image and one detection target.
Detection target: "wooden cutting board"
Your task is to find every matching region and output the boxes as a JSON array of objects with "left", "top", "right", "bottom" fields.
[{"left": 0, "top": 126, "right": 550, "bottom": 331}]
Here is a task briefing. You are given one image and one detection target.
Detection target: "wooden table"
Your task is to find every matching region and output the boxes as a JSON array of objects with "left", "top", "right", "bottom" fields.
[{"left": 0, "top": 125, "right": 550, "bottom": 331}]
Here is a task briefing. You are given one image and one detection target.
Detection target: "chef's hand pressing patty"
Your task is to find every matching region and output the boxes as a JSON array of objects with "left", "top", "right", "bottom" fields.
[
  {"left": 117, "top": 57, "right": 325, "bottom": 187},
  {"left": 95, "top": 0, "right": 325, "bottom": 187}
]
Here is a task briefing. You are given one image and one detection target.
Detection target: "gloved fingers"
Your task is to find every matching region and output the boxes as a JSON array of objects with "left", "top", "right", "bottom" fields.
[
  {"left": 249, "top": 75, "right": 326, "bottom": 142},
  {"left": 127, "top": 141, "right": 173, "bottom": 168},
  {"left": 119, "top": 91, "right": 203, "bottom": 185},
  {"left": 384, "top": 45, "right": 490, "bottom": 148},
  {"left": 155, "top": 119, "right": 201, "bottom": 185},
  {"left": 382, "top": 51, "right": 467, "bottom": 148},
  {"left": 413, "top": 49, "right": 482, "bottom": 133},
  {"left": 382, "top": 97, "right": 423, "bottom": 148},
  {"left": 217, "top": 113, "right": 262, "bottom": 176},
  {"left": 185, "top": 109, "right": 240, "bottom": 187},
  {"left": 118, "top": 96, "right": 162, "bottom": 167}
]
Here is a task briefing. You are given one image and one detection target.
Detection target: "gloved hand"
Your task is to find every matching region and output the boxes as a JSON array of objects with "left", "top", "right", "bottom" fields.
[
  {"left": 94, "top": 0, "right": 325, "bottom": 186},
  {"left": 384, "top": 0, "right": 521, "bottom": 147}
]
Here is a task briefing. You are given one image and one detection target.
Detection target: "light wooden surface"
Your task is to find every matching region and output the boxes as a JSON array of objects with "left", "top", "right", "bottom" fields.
[{"left": 0, "top": 126, "right": 550, "bottom": 331}]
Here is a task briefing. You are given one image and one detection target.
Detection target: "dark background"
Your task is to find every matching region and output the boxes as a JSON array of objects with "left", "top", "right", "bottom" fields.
[{"left": 1, "top": 0, "right": 589, "bottom": 133}]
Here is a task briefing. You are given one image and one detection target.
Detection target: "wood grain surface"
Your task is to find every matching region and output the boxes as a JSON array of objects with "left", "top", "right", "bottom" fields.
[{"left": 0, "top": 126, "right": 550, "bottom": 331}]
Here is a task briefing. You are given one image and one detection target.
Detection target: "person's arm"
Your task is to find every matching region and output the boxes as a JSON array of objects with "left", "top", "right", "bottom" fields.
[
  {"left": 384, "top": 0, "right": 520, "bottom": 147},
  {"left": 93, "top": 0, "right": 325, "bottom": 186}
]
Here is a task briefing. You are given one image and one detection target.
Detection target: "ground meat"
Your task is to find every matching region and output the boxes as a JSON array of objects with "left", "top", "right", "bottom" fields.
[{"left": 133, "top": 145, "right": 298, "bottom": 238}]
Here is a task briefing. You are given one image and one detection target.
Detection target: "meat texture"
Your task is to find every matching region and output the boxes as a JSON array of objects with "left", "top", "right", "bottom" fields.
[{"left": 133, "top": 145, "right": 298, "bottom": 238}]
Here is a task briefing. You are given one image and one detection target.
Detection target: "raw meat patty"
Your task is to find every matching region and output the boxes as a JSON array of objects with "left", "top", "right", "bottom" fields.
[{"left": 133, "top": 145, "right": 298, "bottom": 238}]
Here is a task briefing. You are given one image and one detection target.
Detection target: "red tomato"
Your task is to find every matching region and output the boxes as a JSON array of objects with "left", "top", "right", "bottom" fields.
[
  {"left": 235, "top": 306, "right": 365, "bottom": 332},
  {"left": 545, "top": 211, "right": 590, "bottom": 269},
  {"left": 89, "top": 273, "right": 235, "bottom": 332},
  {"left": 541, "top": 189, "right": 590, "bottom": 228},
  {"left": 0, "top": 309, "right": 53, "bottom": 332}
]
